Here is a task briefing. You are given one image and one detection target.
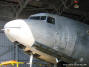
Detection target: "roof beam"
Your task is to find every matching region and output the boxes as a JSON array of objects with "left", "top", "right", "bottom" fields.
[
  {"left": 15, "top": 0, "right": 32, "bottom": 18},
  {"left": 17, "top": 0, "right": 23, "bottom": 7},
  {"left": 63, "top": 9, "right": 87, "bottom": 16}
]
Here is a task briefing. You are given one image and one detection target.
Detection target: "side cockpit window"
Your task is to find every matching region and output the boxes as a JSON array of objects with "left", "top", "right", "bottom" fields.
[
  {"left": 30, "top": 16, "right": 40, "bottom": 20},
  {"left": 47, "top": 16, "right": 55, "bottom": 24},
  {"left": 29, "top": 16, "right": 46, "bottom": 20}
]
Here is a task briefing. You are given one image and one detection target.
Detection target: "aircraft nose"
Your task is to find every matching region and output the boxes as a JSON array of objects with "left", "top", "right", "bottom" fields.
[
  {"left": 4, "top": 19, "right": 35, "bottom": 47},
  {"left": 4, "top": 20, "right": 21, "bottom": 34}
]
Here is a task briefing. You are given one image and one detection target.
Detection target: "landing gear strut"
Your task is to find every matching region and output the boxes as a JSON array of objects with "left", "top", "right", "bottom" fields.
[{"left": 29, "top": 53, "right": 33, "bottom": 67}]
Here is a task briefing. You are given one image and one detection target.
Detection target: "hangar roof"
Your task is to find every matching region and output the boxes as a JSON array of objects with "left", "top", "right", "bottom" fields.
[{"left": 0, "top": 0, "right": 89, "bottom": 24}]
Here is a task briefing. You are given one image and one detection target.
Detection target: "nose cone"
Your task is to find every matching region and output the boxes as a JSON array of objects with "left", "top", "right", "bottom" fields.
[{"left": 4, "top": 19, "right": 35, "bottom": 47}]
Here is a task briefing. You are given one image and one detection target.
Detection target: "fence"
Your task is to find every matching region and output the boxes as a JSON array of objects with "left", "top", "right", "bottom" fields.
[{"left": 0, "top": 25, "right": 52, "bottom": 67}]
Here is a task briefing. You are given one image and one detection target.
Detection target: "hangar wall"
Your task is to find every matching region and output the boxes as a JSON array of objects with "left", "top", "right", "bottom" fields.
[{"left": 0, "top": 6, "right": 50, "bottom": 67}]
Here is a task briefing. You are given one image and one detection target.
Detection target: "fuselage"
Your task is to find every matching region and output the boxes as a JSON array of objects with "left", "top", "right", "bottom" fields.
[{"left": 3, "top": 13, "right": 89, "bottom": 66}]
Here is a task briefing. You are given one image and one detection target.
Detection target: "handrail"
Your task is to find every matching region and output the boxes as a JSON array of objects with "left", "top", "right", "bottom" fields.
[{"left": 0, "top": 60, "right": 24, "bottom": 67}]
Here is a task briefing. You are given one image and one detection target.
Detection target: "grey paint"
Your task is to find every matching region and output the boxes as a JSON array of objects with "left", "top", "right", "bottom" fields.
[{"left": 24, "top": 13, "right": 89, "bottom": 66}]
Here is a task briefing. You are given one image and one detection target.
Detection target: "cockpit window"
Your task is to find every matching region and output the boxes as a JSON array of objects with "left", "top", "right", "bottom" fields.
[
  {"left": 29, "top": 16, "right": 55, "bottom": 24},
  {"left": 29, "top": 16, "right": 46, "bottom": 20},
  {"left": 47, "top": 16, "right": 55, "bottom": 24},
  {"left": 30, "top": 16, "right": 40, "bottom": 20},
  {"left": 41, "top": 16, "right": 46, "bottom": 20}
]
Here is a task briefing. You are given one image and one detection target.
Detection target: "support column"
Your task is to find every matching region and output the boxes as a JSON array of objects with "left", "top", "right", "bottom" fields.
[
  {"left": 15, "top": 44, "right": 19, "bottom": 61},
  {"left": 14, "top": 42, "right": 19, "bottom": 61},
  {"left": 54, "top": 64, "right": 57, "bottom": 67}
]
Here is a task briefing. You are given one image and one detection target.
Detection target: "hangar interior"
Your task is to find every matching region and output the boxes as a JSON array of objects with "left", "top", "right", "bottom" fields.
[{"left": 0, "top": 0, "right": 89, "bottom": 67}]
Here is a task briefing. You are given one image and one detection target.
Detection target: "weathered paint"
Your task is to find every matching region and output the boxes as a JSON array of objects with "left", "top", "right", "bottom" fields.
[{"left": 4, "top": 13, "right": 89, "bottom": 66}]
